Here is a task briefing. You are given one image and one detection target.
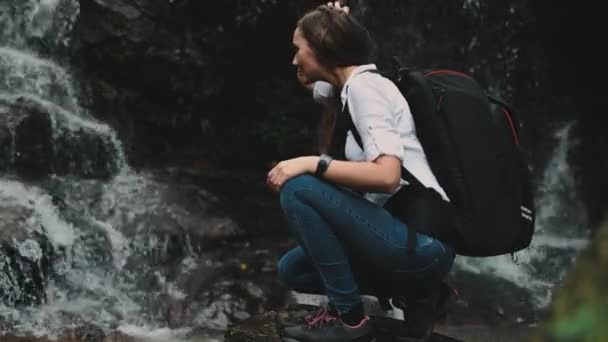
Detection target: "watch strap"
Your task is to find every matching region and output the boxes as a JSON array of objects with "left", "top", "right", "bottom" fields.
[{"left": 315, "top": 153, "right": 333, "bottom": 177}]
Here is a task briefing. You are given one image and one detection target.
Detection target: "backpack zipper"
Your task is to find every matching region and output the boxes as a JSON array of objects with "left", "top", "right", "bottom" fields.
[
  {"left": 436, "top": 88, "right": 446, "bottom": 112},
  {"left": 425, "top": 69, "right": 473, "bottom": 79}
]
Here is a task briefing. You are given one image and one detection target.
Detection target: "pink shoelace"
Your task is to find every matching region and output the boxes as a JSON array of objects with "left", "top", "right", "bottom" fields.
[{"left": 304, "top": 307, "right": 338, "bottom": 328}]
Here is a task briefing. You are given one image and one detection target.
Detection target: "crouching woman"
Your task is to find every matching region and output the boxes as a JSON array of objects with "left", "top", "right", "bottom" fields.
[{"left": 266, "top": 4, "right": 455, "bottom": 342}]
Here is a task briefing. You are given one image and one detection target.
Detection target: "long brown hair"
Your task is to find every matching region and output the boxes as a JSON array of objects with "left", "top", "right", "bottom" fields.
[
  {"left": 314, "top": 93, "right": 342, "bottom": 154},
  {"left": 297, "top": 4, "right": 374, "bottom": 154}
]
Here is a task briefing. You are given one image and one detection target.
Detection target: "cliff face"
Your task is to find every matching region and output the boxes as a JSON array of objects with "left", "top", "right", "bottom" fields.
[
  {"left": 71, "top": 0, "right": 538, "bottom": 163},
  {"left": 71, "top": 0, "right": 313, "bottom": 169},
  {"left": 70, "top": 0, "right": 605, "bottom": 227}
]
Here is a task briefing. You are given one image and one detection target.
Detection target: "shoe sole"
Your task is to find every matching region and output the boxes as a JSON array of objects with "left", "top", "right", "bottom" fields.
[
  {"left": 370, "top": 315, "right": 433, "bottom": 342},
  {"left": 282, "top": 334, "right": 430, "bottom": 342},
  {"left": 392, "top": 282, "right": 457, "bottom": 323},
  {"left": 374, "top": 330, "right": 432, "bottom": 342},
  {"left": 282, "top": 336, "right": 377, "bottom": 342},
  {"left": 281, "top": 331, "right": 428, "bottom": 342}
]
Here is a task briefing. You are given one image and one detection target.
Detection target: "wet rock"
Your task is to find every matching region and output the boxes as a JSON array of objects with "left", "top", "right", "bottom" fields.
[
  {"left": 120, "top": 179, "right": 244, "bottom": 267},
  {"left": 0, "top": 205, "right": 52, "bottom": 306},
  {"left": 78, "top": 0, "right": 155, "bottom": 44},
  {"left": 530, "top": 219, "right": 608, "bottom": 341},
  {"left": 0, "top": 328, "right": 136, "bottom": 342},
  {"left": 11, "top": 97, "right": 54, "bottom": 178},
  {"left": 58, "top": 323, "right": 106, "bottom": 342},
  {"left": 0, "top": 336, "right": 53, "bottom": 342},
  {"left": 156, "top": 168, "right": 286, "bottom": 238},
  {"left": 53, "top": 125, "right": 120, "bottom": 179},
  {"left": 120, "top": 237, "right": 287, "bottom": 333},
  {"left": 224, "top": 302, "right": 537, "bottom": 342},
  {"left": 445, "top": 271, "right": 539, "bottom": 325},
  {"left": 0, "top": 97, "right": 119, "bottom": 179},
  {"left": 102, "top": 331, "right": 138, "bottom": 342},
  {"left": 0, "top": 103, "right": 12, "bottom": 171},
  {"left": 224, "top": 310, "right": 281, "bottom": 342},
  {"left": 72, "top": 0, "right": 292, "bottom": 167}
]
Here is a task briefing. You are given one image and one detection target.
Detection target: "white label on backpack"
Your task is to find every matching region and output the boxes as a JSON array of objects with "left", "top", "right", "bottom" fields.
[{"left": 521, "top": 212, "right": 533, "bottom": 221}]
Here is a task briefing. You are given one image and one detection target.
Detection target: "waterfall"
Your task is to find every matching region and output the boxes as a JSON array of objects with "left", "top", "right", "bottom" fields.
[
  {"left": 0, "top": 0, "right": 127, "bottom": 173},
  {"left": 0, "top": 1, "right": 214, "bottom": 339},
  {"left": 0, "top": 3, "right": 237, "bottom": 339}
]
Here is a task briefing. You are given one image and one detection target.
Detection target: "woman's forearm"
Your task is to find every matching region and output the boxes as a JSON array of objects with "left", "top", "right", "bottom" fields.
[{"left": 307, "top": 156, "right": 401, "bottom": 193}]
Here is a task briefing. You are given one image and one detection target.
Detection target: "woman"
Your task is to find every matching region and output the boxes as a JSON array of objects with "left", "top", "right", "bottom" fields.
[{"left": 266, "top": 3, "right": 455, "bottom": 341}]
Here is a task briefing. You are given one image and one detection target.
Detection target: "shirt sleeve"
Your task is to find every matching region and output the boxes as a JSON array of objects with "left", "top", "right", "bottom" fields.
[{"left": 346, "top": 80, "right": 404, "bottom": 163}]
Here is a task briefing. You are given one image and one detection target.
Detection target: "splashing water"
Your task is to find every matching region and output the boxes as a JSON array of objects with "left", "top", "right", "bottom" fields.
[
  {"left": 27, "top": 0, "right": 62, "bottom": 39},
  {"left": 0, "top": 47, "right": 82, "bottom": 115},
  {"left": 0, "top": 179, "right": 76, "bottom": 248},
  {"left": 0, "top": 0, "right": 79, "bottom": 50}
]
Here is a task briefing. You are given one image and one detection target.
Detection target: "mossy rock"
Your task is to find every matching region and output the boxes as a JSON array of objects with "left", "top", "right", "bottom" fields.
[{"left": 530, "top": 219, "right": 608, "bottom": 342}]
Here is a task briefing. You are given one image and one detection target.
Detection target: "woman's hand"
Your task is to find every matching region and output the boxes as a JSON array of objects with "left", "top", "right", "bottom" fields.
[
  {"left": 267, "top": 156, "right": 318, "bottom": 192},
  {"left": 327, "top": 1, "right": 349, "bottom": 14}
]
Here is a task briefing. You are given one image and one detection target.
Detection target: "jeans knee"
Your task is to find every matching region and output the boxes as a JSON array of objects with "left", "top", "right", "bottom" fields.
[
  {"left": 279, "top": 174, "right": 318, "bottom": 209},
  {"left": 277, "top": 253, "right": 296, "bottom": 288}
]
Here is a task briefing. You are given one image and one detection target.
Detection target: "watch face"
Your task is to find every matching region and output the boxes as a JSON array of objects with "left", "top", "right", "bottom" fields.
[{"left": 316, "top": 158, "right": 328, "bottom": 176}]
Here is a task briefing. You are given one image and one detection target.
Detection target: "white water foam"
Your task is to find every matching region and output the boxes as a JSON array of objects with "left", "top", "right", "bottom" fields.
[
  {"left": 0, "top": 179, "right": 75, "bottom": 248},
  {"left": 28, "top": 0, "right": 62, "bottom": 38},
  {"left": 0, "top": 46, "right": 81, "bottom": 113}
]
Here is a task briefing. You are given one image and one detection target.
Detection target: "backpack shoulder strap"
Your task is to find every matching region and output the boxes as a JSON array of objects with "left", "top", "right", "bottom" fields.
[
  {"left": 342, "top": 107, "right": 425, "bottom": 190},
  {"left": 338, "top": 67, "right": 427, "bottom": 191},
  {"left": 340, "top": 98, "right": 422, "bottom": 254}
]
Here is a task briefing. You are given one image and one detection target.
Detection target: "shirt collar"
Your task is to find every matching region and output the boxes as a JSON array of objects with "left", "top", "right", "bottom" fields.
[{"left": 340, "top": 64, "right": 378, "bottom": 105}]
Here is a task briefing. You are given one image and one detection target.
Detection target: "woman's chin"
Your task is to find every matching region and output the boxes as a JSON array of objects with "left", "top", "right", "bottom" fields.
[{"left": 297, "top": 73, "right": 310, "bottom": 84}]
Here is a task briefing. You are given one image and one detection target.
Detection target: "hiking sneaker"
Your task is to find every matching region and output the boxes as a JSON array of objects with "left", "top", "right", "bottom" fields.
[
  {"left": 281, "top": 304, "right": 375, "bottom": 342},
  {"left": 381, "top": 281, "right": 457, "bottom": 341},
  {"left": 391, "top": 281, "right": 457, "bottom": 321}
]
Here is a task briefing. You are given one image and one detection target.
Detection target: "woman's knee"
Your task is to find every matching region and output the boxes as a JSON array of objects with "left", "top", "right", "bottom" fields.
[
  {"left": 277, "top": 255, "right": 291, "bottom": 287},
  {"left": 277, "top": 249, "right": 302, "bottom": 288},
  {"left": 279, "top": 174, "right": 319, "bottom": 209}
]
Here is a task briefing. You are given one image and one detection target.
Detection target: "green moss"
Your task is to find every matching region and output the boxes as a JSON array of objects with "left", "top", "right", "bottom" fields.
[{"left": 531, "top": 219, "right": 608, "bottom": 342}]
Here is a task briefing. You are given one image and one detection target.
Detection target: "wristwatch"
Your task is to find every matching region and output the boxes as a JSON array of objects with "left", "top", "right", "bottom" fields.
[{"left": 315, "top": 153, "right": 333, "bottom": 177}]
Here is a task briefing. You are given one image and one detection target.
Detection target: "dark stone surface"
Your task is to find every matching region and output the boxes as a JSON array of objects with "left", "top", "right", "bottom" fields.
[
  {"left": 12, "top": 98, "right": 55, "bottom": 178},
  {"left": 0, "top": 205, "right": 53, "bottom": 306},
  {"left": 223, "top": 303, "right": 534, "bottom": 342},
  {"left": 0, "top": 97, "right": 119, "bottom": 180},
  {"left": 0, "top": 102, "right": 13, "bottom": 172}
]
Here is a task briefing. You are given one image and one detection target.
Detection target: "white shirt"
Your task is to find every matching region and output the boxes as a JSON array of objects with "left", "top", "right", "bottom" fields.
[{"left": 313, "top": 64, "right": 449, "bottom": 206}]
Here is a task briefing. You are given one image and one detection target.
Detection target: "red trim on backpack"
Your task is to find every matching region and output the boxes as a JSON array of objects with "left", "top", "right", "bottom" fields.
[
  {"left": 424, "top": 70, "right": 473, "bottom": 79},
  {"left": 503, "top": 108, "right": 519, "bottom": 145}
]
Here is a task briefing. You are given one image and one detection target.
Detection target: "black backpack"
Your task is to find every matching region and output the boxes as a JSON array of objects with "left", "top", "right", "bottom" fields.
[{"left": 330, "top": 65, "right": 535, "bottom": 257}]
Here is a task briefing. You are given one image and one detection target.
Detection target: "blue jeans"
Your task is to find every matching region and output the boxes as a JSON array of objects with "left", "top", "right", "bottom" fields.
[{"left": 277, "top": 174, "right": 455, "bottom": 315}]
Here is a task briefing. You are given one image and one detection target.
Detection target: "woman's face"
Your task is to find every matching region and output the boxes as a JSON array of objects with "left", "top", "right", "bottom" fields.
[{"left": 292, "top": 27, "right": 327, "bottom": 85}]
